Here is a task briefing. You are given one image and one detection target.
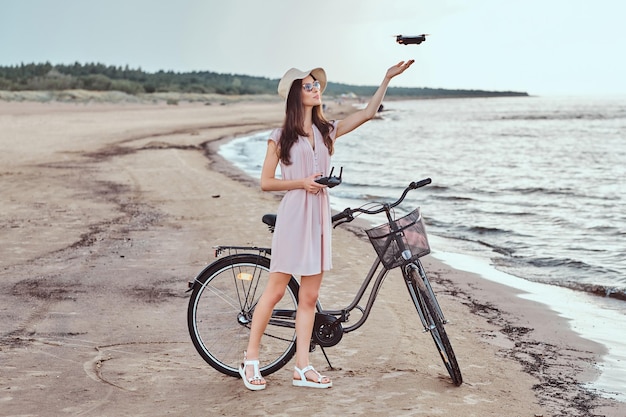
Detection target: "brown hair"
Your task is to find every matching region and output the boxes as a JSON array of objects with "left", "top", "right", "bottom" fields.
[{"left": 278, "top": 78, "right": 334, "bottom": 165}]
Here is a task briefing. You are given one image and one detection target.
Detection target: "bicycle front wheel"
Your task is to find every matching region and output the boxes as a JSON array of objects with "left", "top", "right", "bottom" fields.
[
  {"left": 406, "top": 263, "right": 463, "bottom": 386},
  {"left": 187, "top": 254, "right": 299, "bottom": 377}
]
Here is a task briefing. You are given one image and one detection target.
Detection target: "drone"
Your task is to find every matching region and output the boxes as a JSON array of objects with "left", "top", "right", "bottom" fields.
[{"left": 396, "top": 34, "right": 428, "bottom": 45}]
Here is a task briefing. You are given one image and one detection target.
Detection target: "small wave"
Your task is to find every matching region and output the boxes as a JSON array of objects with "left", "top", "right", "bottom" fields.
[
  {"left": 476, "top": 240, "right": 516, "bottom": 256},
  {"left": 496, "top": 132, "right": 539, "bottom": 138},
  {"left": 346, "top": 182, "right": 399, "bottom": 190},
  {"left": 428, "top": 223, "right": 518, "bottom": 256},
  {"left": 487, "top": 210, "right": 534, "bottom": 217},
  {"left": 443, "top": 222, "right": 517, "bottom": 241},
  {"left": 425, "top": 184, "right": 449, "bottom": 192},
  {"left": 435, "top": 195, "right": 475, "bottom": 202},
  {"left": 489, "top": 255, "right": 626, "bottom": 302},
  {"left": 503, "top": 253, "right": 622, "bottom": 282},
  {"left": 553, "top": 281, "right": 626, "bottom": 302},
  {"left": 468, "top": 225, "right": 509, "bottom": 235},
  {"left": 588, "top": 224, "right": 622, "bottom": 234},
  {"left": 335, "top": 185, "right": 401, "bottom": 203},
  {"left": 505, "top": 186, "right": 578, "bottom": 197},
  {"left": 503, "top": 186, "right": 621, "bottom": 203},
  {"left": 528, "top": 256, "right": 592, "bottom": 270},
  {"left": 496, "top": 113, "right": 621, "bottom": 121}
]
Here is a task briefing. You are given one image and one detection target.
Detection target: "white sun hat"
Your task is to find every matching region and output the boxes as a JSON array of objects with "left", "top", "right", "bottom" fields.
[{"left": 277, "top": 67, "right": 327, "bottom": 99}]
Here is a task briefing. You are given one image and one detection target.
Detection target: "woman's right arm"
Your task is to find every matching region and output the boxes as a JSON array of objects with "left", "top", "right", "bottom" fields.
[
  {"left": 335, "top": 60, "right": 414, "bottom": 139},
  {"left": 260, "top": 140, "right": 324, "bottom": 193}
]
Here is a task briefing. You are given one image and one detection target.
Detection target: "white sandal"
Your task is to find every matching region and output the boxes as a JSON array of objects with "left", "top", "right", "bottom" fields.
[
  {"left": 293, "top": 365, "right": 332, "bottom": 389},
  {"left": 238, "top": 352, "right": 266, "bottom": 391}
]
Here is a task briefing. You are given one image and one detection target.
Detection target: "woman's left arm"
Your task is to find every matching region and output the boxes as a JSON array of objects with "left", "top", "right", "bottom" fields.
[{"left": 335, "top": 60, "right": 415, "bottom": 139}]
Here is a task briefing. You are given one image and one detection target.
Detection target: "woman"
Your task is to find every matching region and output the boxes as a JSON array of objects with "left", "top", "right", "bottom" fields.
[{"left": 240, "top": 60, "right": 415, "bottom": 390}]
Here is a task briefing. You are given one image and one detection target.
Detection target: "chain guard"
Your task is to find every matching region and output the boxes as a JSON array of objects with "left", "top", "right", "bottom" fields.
[{"left": 312, "top": 313, "right": 343, "bottom": 347}]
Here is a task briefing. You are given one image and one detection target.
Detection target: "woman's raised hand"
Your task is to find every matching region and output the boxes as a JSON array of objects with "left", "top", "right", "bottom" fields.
[{"left": 386, "top": 60, "right": 415, "bottom": 80}]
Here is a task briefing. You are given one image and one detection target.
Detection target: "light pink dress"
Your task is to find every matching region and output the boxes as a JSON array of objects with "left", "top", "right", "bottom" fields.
[{"left": 268, "top": 121, "right": 339, "bottom": 276}]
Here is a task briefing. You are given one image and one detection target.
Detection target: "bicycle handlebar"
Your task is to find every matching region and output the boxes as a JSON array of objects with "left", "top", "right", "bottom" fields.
[{"left": 331, "top": 178, "right": 431, "bottom": 225}]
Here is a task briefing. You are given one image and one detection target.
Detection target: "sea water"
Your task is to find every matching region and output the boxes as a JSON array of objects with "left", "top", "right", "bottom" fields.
[{"left": 218, "top": 95, "right": 626, "bottom": 401}]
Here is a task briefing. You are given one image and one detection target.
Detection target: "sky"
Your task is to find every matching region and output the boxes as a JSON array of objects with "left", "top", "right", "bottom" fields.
[{"left": 1, "top": 0, "right": 625, "bottom": 96}]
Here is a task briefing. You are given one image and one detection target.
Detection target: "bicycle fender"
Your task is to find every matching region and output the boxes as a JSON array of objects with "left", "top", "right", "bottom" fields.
[{"left": 186, "top": 253, "right": 269, "bottom": 292}]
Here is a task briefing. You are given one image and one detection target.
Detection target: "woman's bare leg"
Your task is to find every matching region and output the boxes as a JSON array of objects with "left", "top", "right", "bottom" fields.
[
  {"left": 243, "top": 271, "right": 291, "bottom": 385},
  {"left": 293, "top": 273, "right": 331, "bottom": 384}
]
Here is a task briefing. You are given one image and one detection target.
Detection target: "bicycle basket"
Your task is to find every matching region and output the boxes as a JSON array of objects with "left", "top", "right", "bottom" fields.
[{"left": 365, "top": 208, "right": 430, "bottom": 270}]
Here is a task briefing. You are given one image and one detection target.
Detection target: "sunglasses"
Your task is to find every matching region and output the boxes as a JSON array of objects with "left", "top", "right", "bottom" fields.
[{"left": 302, "top": 80, "right": 321, "bottom": 92}]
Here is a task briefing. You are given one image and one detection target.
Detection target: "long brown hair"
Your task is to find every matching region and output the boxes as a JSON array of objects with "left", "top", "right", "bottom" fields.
[{"left": 278, "top": 77, "right": 334, "bottom": 165}]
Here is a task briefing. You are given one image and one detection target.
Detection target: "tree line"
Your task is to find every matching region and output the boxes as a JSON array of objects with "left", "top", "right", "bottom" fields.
[{"left": 0, "top": 62, "right": 528, "bottom": 98}]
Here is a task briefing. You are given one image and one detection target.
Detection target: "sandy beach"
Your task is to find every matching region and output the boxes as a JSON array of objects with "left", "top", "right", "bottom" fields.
[{"left": 0, "top": 98, "right": 624, "bottom": 417}]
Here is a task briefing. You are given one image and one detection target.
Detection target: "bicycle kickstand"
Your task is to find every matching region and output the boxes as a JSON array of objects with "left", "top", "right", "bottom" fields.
[
  {"left": 320, "top": 346, "right": 335, "bottom": 370},
  {"left": 310, "top": 340, "right": 335, "bottom": 370}
]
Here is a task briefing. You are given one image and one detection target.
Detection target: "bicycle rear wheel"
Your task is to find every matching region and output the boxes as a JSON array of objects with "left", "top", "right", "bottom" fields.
[
  {"left": 406, "top": 262, "right": 463, "bottom": 386},
  {"left": 187, "top": 254, "right": 299, "bottom": 377}
]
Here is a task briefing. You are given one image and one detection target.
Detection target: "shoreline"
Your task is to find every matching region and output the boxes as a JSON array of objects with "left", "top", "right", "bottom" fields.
[
  {"left": 0, "top": 100, "right": 623, "bottom": 416},
  {"left": 429, "top": 247, "right": 626, "bottom": 401}
]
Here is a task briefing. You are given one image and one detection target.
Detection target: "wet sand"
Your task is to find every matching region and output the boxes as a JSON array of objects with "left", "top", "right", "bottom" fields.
[{"left": 0, "top": 99, "right": 623, "bottom": 416}]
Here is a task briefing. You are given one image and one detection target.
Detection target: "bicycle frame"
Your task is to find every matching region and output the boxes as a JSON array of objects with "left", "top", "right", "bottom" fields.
[
  {"left": 322, "top": 252, "right": 447, "bottom": 334},
  {"left": 207, "top": 245, "right": 392, "bottom": 333},
  {"left": 323, "top": 256, "right": 390, "bottom": 333},
  {"left": 209, "top": 243, "right": 446, "bottom": 337}
]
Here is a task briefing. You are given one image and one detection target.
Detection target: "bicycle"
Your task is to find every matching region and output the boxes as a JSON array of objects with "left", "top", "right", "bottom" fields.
[{"left": 187, "top": 177, "right": 463, "bottom": 386}]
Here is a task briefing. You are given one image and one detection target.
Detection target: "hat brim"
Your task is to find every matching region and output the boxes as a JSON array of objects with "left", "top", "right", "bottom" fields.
[{"left": 277, "top": 67, "right": 327, "bottom": 99}]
